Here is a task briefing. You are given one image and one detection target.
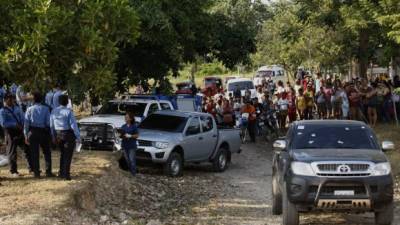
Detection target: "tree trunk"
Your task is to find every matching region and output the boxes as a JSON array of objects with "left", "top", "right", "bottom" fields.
[{"left": 358, "top": 29, "right": 369, "bottom": 79}]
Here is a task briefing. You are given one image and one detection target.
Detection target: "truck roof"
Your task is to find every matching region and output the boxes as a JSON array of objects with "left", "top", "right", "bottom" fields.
[
  {"left": 226, "top": 78, "right": 253, "bottom": 84},
  {"left": 109, "top": 99, "right": 170, "bottom": 104},
  {"left": 154, "top": 110, "right": 211, "bottom": 118}
]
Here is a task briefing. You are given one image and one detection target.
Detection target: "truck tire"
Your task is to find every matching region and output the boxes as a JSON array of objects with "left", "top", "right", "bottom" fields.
[
  {"left": 213, "top": 147, "right": 229, "bottom": 172},
  {"left": 163, "top": 152, "right": 183, "bottom": 177},
  {"left": 375, "top": 202, "right": 394, "bottom": 225},
  {"left": 282, "top": 182, "right": 299, "bottom": 225},
  {"left": 272, "top": 175, "right": 282, "bottom": 215}
]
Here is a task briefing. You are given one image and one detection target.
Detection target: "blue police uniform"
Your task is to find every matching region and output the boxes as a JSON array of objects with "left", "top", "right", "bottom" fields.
[
  {"left": 121, "top": 123, "right": 138, "bottom": 176},
  {"left": 0, "top": 87, "right": 6, "bottom": 108},
  {"left": 52, "top": 89, "right": 63, "bottom": 109},
  {"left": 24, "top": 103, "right": 52, "bottom": 177},
  {"left": 50, "top": 106, "right": 80, "bottom": 179},
  {"left": 0, "top": 105, "right": 32, "bottom": 174},
  {"left": 45, "top": 90, "right": 54, "bottom": 109}
]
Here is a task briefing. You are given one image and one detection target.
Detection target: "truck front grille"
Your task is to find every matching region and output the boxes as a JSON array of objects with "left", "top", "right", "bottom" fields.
[
  {"left": 317, "top": 163, "right": 370, "bottom": 172},
  {"left": 138, "top": 139, "right": 152, "bottom": 147},
  {"left": 79, "top": 123, "right": 115, "bottom": 140},
  {"left": 312, "top": 161, "right": 373, "bottom": 177}
]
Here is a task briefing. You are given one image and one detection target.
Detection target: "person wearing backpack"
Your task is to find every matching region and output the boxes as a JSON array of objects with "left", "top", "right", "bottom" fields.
[{"left": 0, "top": 93, "right": 32, "bottom": 177}]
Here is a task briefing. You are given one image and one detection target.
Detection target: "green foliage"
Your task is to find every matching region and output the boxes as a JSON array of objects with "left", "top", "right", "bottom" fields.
[
  {"left": 255, "top": 0, "right": 400, "bottom": 78},
  {"left": 209, "top": 0, "right": 270, "bottom": 68},
  {"left": 0, "top": 0, "right": 140, "bottom": 103},
  {"left": 197, "top": 60, "right": 229, "bottom": 77}
]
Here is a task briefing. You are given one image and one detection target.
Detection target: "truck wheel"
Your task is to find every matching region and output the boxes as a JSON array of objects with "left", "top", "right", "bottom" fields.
[
  {"left": 163, "top": 152, "right": 183, "bottom": 177},
  {"left": 272, "top": 175, "right": 282, "bottom": 215},
  {"left": 375, "top": 202, "right": 394, "bottom": 225},
  {"left": 213, "top": 147, "right": 230, "bottom": 172},
  {"left": 282, "top": 182, "right": 299, "bottom": 225}
]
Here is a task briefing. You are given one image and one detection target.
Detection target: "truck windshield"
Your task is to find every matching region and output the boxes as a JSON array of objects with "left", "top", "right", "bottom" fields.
[
  {"left": 291, "top": 125, "right": 379, "bottom": 150},
  {"left": 139, "top": 114, "right": 188, "bottom": 133},
  {"left": 97, "top": 102, "right": 147, "bottom": 117},
  {"left": 256, "top": 70, "right": 274, "bottom": 77},
  {"left": 228, "top": 81, "right": 254, "bottom": 91}
]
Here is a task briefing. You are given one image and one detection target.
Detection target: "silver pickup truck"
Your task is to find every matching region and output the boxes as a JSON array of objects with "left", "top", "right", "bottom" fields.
[{"left": 136, "top": 110, "right": 242, "bottom": 176}]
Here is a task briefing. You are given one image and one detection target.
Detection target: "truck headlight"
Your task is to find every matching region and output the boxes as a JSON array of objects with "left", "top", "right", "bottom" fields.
[
  {"left": 370, "top": 162, "right": 391, "bottom": 176},
  {"left": 154, "top": 141, "right": 169, "bottom": 149},
  {"left": 291, "top": 162, "right": 315, "bottom": 176}
]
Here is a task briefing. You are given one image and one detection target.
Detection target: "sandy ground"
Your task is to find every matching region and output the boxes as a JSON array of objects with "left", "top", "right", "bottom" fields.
[{"left": 0, "top": 141, "right": 399, "bottom": 225}]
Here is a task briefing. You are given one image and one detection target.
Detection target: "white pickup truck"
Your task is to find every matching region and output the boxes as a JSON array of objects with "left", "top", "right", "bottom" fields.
[{"left": 79, "top": 98, "right": 174, "bottom": 151}]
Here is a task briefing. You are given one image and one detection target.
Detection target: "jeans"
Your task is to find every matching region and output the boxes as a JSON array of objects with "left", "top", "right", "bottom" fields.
[{"left": 124, "top": 148, "right": 136, "bottom": 176}]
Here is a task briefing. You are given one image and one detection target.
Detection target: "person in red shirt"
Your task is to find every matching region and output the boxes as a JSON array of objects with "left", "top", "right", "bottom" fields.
[
  {"left": 240, "top": 100, "right": 257, "bottom": 142},
  {"left": 205, "top": 98, "right": 217, "bottom": 118}
]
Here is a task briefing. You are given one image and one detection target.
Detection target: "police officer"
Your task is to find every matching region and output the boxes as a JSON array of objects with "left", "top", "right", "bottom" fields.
[
  {"left": 24, "top": 92, "right": 53, "bottom": 178},
  {"left": 0, "top": 93, "right": 32, "bottom": 176},
  {"left": 45, "top": 88, "right": 54, "bottom": 110},
  {"left": 50, "top": 94, "right": 80, "bottom": 180},
  {"left": 51, "top": 83, "right": 63, "bottom": 109}
]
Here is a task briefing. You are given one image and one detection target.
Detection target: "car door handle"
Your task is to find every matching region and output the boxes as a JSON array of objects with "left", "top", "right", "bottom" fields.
[{"left": 199, "top": 137, "right": 203, "bottom": 140}]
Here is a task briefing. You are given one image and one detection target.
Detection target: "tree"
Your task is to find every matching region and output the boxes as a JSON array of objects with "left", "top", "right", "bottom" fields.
[
  {"left": 254, "top": 1, "right": 347, "bottom": 78},
  {"left": 209, "top": 0, "right": 270, "bottom": 69},
  {"left": 115, "top": 0, "right": 215, "bottom": 92},
  {"left": 0, "top": 0, "right": 140, "bottom": 102}
]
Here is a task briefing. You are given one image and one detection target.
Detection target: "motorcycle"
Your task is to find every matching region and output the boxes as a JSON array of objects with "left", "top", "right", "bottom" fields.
[{"left": 264, "top": 109, "right": 279, "bottom": 142}]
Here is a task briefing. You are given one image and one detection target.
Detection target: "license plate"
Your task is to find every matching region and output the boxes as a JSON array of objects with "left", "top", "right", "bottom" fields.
[{"left": 334, "top": 190, "right": 354, "bottom": 196}]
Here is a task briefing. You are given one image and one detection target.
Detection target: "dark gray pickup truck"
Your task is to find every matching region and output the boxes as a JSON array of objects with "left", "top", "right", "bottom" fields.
[{"left": 272, "top": 120, "right": 395, "bottom": 225}]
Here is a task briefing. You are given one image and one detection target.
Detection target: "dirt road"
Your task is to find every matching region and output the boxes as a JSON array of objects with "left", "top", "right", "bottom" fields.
[
  {"left": 1, "top": 142, "right": 399, "bottom": 225},
  {"left": 178, "top": 142, "right": 400, "bottom": 225}
]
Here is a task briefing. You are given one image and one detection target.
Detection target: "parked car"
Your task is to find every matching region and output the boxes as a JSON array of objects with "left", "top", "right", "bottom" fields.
[
  {"left": 224, "top": 76, "right": 240, "bottom": 85},
  {"left": 136, "top": 110, "right": 241, "bottom": 176},
  {"left": 175, "top": 81, "right": 195, "bottom": 95},
  {"left": 202, "top": 76, "right": 223, "bottom": 97},
  {"left": 272, "top": 120, "right": 394, "bottom": 225},
  {"left": 254, "top": 65, "right": 286, "bottom": 86},
  {"left": 79, "top": 97, "right": 174, "bottom": 151},
  {"left": 226, "top": 78, "right": 256, "bottom": 99}
]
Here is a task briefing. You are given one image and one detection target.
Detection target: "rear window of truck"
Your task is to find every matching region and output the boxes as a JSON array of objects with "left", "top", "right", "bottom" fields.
[{"left": 139, "top": 114, "right": 188, "bottom": 133}]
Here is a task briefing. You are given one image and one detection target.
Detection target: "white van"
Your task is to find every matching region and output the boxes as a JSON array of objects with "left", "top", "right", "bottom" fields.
[
  {"left": 226, "top": 78, "right": 256, "bottom": 99},
  {"left": 254, "top": 65, "right": 286, "bottom": 86}
]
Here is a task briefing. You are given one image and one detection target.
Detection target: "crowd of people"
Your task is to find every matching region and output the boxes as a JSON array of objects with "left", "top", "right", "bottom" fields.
[
  {"left": 200, "top": 72, "right": 400, "bottom": 143},
  {"left": 0, "top": 83, "right": 80, "bottom": 181}
]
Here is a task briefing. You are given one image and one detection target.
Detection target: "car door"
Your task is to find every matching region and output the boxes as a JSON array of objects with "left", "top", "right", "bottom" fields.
[
  {"left": 181, "top": 117, "right": 203, "bottom": 161},
  {"left": 197, "top": 116, "right": 218, "bottom": 160}
]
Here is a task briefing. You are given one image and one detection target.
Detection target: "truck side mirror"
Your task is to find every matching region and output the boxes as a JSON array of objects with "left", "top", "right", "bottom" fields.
[
  {"left": 273, "top": 140, "right": 287, "bottom": 151},
  {"left": 382, "top": 141, "right": 395, "bottom": 151}
]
